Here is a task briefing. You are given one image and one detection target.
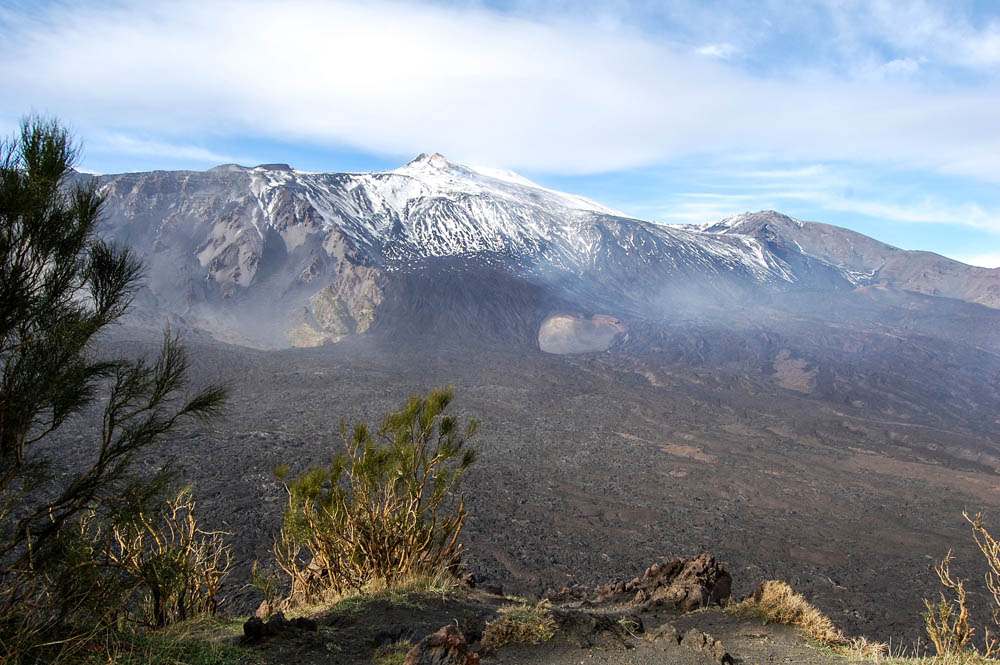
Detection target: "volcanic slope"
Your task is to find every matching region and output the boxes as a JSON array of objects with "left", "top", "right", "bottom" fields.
[
  {"left": 85, "top": 154, "right": 1000, "bottom": 349},
  {"left": 65, "top": 155, "right": 1000, "bottom": 645},
  {"left": 70, "top": 326, "right": 998, "bottom": 647}
]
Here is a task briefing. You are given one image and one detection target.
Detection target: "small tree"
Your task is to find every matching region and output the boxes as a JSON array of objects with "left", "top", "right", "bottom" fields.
[
  {"left": 274, "top": 387, "right": 477, "bottom": 605},
  {"left": 0, "top": 117, "right": 228, "bottom": 655}
]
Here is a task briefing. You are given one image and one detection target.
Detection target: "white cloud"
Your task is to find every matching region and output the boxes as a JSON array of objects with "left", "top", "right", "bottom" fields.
[
  {"left": 643, "top": 162, "right": 1000, "bottom": 234},
  {"left": 948, "top": 252, "right": 1000, "bottom": 269},
  {"left": 857, "top": 1, "right": 1000, "bottom": 68},
  {"left": 2, "top": 0, "right": 1000, "bottom": 183},
  {"left": 658, "top": 189, "right": 1000, "bottom": 233},
  {"left": 879, "top": 57, "right": 921, "bottom": 77},
  {"left": 696, "top": 43, "right": 738, "bottom": 59},
  {"left": 93, "top": 134, "right": 258, "bottom": 166},
  {"left": 737, "top": 165, "right": 829, "bottom": 179},
  {"left": 814, "top": 196, "right": 1000, "bottom": 233}
]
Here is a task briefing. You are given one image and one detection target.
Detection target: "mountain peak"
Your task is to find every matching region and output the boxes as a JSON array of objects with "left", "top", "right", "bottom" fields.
[
  {"left": 402, "top": 152, "right": 452, "bottom": 170},
  {"left": 701, "top": 210, "right": 803, "bottom": 233}
]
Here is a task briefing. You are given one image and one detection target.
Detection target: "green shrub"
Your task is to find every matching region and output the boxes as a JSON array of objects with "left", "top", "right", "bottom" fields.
[{"left": 274, "top": 387, "right": 476, "bottom": 605}]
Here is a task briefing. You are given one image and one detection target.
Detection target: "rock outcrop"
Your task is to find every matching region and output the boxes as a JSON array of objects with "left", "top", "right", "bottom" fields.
[
  {"left": 242, "top": 612, "right": 317, "bottom": 641},
  {"left": 546, "top": 554, "right": 732, "bottom": 613},
  {"left": 681, "top": 628, "right": 736, "bottom": 665},
  {"left": 404, "top": 625, "right": 479, "bottom": 665}
]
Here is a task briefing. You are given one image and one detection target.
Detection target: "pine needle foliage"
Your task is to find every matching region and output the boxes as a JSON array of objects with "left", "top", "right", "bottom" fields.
[
  {"left": 274, "top": 387, "right": 477, "bottom": 605},
  {"left": 0, "top": 117, "right": 229, "bottom": 661}
]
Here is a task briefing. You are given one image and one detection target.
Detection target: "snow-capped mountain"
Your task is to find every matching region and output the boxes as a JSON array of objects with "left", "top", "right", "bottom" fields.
[{"left": 87, "top": 154, "right": 1000, "bottom": 349}]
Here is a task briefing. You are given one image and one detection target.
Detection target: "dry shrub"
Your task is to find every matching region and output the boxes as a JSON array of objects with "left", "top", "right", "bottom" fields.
[
  {"left": 103, "top": 487, "right": 232, "bottom": 629},
  {"left": 923, "top": 511, "right": 1000, "bottom": 660},
  {"left": 843, "top": 635, "right": 890, "bottom": 660},
  {"left": 0, "top": 488, "right": 231, "bottom": 663},
  {"left": 924, "top": 550, "right": 975, "bottom": 658},
  {"left": 968, "top": 511, "right": 1000, "bottom": 658},
  {"left": 727, "top": 580, "right": 845, "bottom": 647},
  {"left": 274, "top": 388, "right": 477, "bottom": 606},
  {"left": 481, "top": 601, "right": 557, "bottom": 652}
]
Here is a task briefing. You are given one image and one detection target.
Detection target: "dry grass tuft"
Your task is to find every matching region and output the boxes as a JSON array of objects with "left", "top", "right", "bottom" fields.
[
  {"left": 727, "top": 581, "right": 914, "bottom": 661},
  {"left": 727, "top": 580, "right": 846, "bottom": 647},
  {"left": 372, "top": 639, "right": 413, "bottom": 665},
  {"left": 837, "top": 635, "right": 892, "bottom": 661},
  {"left": 280, "top": 567, "right": 462, "bottom": 621},
  {"left": 481, "top": 600, "right": 557, "bottom": 652},
  {"left": 863, "top": 654, "right": 999, "bottom": 664}
]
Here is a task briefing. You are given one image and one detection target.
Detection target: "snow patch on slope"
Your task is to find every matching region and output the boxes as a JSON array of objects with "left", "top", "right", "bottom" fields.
[{"left": 219, "top": 159, "right": 831, "bottom": 286}]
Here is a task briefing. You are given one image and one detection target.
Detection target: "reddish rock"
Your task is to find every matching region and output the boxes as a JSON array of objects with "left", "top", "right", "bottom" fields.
[{"left": 404, "top": 625, "right": 479, "bottom": 665}]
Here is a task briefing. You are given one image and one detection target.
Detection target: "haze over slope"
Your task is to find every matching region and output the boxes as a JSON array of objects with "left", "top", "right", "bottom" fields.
[{"left": 84, "top": 154, "right": 1000, "bottom": 352}]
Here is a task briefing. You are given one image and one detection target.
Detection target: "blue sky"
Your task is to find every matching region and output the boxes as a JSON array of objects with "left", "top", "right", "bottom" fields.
[{"left": 2, "top": 0, "right": 999, "bottom": 267}]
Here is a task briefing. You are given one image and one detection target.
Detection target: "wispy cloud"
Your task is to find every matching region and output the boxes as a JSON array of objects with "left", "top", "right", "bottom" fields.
[
  {"left": 658, "top": 190, "right": 1000, "bottom": 234},
  {"left": 640, "top": 160, "right": 1000, "bottom": 235},
  {"left": 94, "top": 134, "right": 258, "bottom": 167},
  {"left": 851, "top": 1, "right": 1000, "bottom": 69},
  {"left": 696, "top": 43, "right": 739, "bottom": 59},
  {"left": 736, "top": 165, "right": 829, "bottom": 179},
  {"left": 2, "top": 0, "right": 1000, "bottom": 180}
]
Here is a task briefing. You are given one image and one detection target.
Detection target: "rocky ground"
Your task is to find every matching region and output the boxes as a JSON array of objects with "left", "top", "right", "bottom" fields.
[
  {"left": 49, "top": 329, "right": 1000, "bottom": 646},
  {"left": 236, "top": 556, "right": 853, "bottom": 665}
]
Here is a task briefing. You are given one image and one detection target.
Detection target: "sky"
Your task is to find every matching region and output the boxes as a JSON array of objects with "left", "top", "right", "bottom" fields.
[{"left": 2, "top": 0, "right": 999, "bottom": 268}]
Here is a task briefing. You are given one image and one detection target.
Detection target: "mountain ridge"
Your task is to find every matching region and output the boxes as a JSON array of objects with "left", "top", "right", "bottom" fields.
[{"left": 79, "top": 156, "right": 1000, "bottom": 349}]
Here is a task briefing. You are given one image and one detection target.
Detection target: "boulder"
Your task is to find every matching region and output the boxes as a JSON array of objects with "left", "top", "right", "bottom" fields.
[
  {"left": 646, "top": 622, "right": 680, "bottom": 643},
  {"left": 681, "top": 628, "right": 735, "bottom": 665},
  {"left": 549, "top": 608, "right": 644, "bottom": 648},
  {"left": 547, "top": 554, "right": 731, "bottom": 613},
  {"left": 242, "top": 612, "right": 317, "bottom": 642},
  {"left": 404, "top": 625, "right": 479, "bottom": 665},
  {"left": 635, "top": 554, "right": 732, "bottom": 612}
]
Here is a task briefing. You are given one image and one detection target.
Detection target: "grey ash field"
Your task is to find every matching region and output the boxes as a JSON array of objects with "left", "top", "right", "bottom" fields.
[{"left": 75, "top": 326, "right": 999, "bottom": 646}]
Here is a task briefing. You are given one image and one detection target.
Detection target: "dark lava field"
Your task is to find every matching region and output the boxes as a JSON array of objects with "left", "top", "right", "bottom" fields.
[{"left": 52, "top": 323, "right": 1000, "bottom": 646}]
